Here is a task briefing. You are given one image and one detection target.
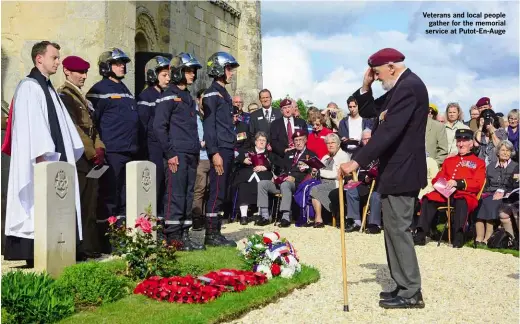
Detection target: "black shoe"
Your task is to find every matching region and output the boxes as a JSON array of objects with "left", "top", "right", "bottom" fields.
[
  {"left": 192, "top": 216, "right": 204, "bottom": 231},
  {"left": 413, "top": 231, "right": 426, "bottom": 246},
  {"left": 278, "top": 219, "right": 291, "bottom": 228},
  {"left": 240, "top": 217, "right": 248, "bottom": 225},
  {"left": 204, "top": 233, "right": 236, "bottom": 247},
  {"left": 84, "top": 251, "right": 102, "bottom": 259},
  {"left": 345, "top": 224, "right": 361, "bottom": 232},
  {"left": 365, "top": 225, "right": 381, "bottom": 234},
  {"left": 255, "top": 218, "right": 271, "bottom": 226},
  {"left": 379, "top": 290, "right": 425, "bottom": 309},
  {"left": 180, "top": 231, "right": 205, "bottom": 251},
  {"left": 379, "top": 288, "right": 399, "bottom": 300},
  {"left": 452, "top": 231, "right": 464, "bottom": 248},
  {"left": 313, "top": 222, "right": 324, "bottom": 228},
  {"left": 76, "top": 252, "right": 88, "bottom": 262}
]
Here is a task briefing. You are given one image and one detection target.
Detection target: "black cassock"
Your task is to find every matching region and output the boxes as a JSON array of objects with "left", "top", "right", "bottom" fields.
[{"left": 231, "top": 148, "right": 274, "bottom": 206}]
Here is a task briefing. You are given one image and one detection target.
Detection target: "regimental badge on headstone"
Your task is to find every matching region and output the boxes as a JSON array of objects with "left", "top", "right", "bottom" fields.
[
  {"left": 141, "top": 167, "right": 152, "bottom": 192},
  {"left": 54, "top": 169, "right": 68, "bottom": 199}
]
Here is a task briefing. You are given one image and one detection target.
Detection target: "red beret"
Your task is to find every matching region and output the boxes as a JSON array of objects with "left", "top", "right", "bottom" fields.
[
  {"left": 280, "top": 99, "right": 292, "bottom": 108},
  {"left": 368, "top": 48, "right": 405, "bottom": 67},
  {"left": 62, "top": 56, "right": 90, "bottom": 72},
  {"left": 475, "top": 97, "right": 491, "bottom": 107},
  {"left": 292, "top": 129, "right": 307, "bottom": 139}
]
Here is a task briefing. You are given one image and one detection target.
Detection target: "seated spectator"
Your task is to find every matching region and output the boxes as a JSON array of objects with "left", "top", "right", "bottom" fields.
[
  {"left": 322, "top": 102, "right": 343, "bottom": 132},
  {"left": 436, "top": 113, "right": 446, "bottom": 124},
  {"left": 445, "top": 102, "right": 470, "bottom": 157},
  {"left": 338, "top": 96, "right": 373, "bottom": 155},
  {"left": 248, "top": 102, "right": 259, "bottom": 114},
  {"left": 498, "top": 190, "right": 519, "bottom": 240},
  {"left": 507, "top": 109, "right": 518, "bottom": 159},
  {"left": 231, "top": 132, "right": 274, "bottom": 225},
  {"left": 256, "top": 130, "right": 317, "bottom": 227},
  {"left": 414, "top": 129, "right": 486, "bottom": 248},
  {"left": 307, "top": 114, "right": 333, "bottom": 159},
  {"left": 345, "top": 129, "right": 381, "bottom": 234},
  {"left": 474, "top": 109, "right": 508, "bottom": 166},
  {"left": 309, "top": 133, "right": 350, "bottom": 228},
  {"left": 474, "top": 140, "right": 519, "bottom": 245},
  {"left": 307, "top": 106, "right": 320, "bottom": 133}
]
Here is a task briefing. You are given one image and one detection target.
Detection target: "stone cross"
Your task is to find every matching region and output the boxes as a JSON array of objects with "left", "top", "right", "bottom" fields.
[
  {"left": 34, "top": 162, "right": 76, "bottom": 278},
  {"left": 126, "top": 161, "right": 157, "bottom": 239}
]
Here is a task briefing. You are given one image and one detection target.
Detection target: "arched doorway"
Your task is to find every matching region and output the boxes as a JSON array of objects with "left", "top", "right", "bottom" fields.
[{"left": 135, "top": 32, "right": 149, "bottom": 52}]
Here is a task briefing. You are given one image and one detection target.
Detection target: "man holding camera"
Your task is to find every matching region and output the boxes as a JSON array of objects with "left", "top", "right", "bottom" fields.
[{"left": 338, "top": 96, "right": 373, "bottom": 155}]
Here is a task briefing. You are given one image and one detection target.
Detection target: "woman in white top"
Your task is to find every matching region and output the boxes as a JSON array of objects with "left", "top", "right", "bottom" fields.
[
  {"left": 445, "top": 102, "right": 470, "bottom": 157},
  {"left": 309, "top": 133, "right": 350, "bottom": 227}
]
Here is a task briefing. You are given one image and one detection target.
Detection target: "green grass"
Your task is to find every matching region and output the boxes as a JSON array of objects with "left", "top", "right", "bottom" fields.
[
  {"left": 59, "top": 247, "right": 320, "bottom": 324},
  {"left": 434, "top": 224, "right": 519, "bottom": 257}
]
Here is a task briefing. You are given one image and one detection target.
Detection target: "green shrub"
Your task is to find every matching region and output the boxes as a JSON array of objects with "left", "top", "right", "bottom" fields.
[
  {"left": 1, "top": 308, "right": 16, "bottom": 324},
  {"left": 1, "top": 271, "right": 75, "bottom": 323},
  {"left": 54, "top": 261, "right": 131, "bottom": 307}
]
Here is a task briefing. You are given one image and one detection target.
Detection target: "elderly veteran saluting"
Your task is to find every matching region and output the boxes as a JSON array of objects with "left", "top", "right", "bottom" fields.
[{"left": 339, "top": 48, "right": 428, "bottom": 309}]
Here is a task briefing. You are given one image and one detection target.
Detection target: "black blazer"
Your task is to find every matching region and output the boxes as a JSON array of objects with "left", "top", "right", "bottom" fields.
[
  {"left": 270, "top": 117, "right": 308, "bottom": 160},
  {"left": 276, "top": 147, "right": 318, "bottom": 187},
  {"left": 248, "top": 107, "right": 282, "bottom": 141},
  {"left": 352, "top": 69, "right": 428, "bottom": 195},
  {"left": 234, "top": 121, "right": 250, "bottom": 151}
]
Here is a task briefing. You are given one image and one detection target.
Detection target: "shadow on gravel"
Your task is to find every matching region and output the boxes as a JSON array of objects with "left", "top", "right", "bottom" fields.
[
  {"left": 507, "top": 273, "right": 519, "bottom": 280},
  {"left": 350, "top": 263, "right": 395, "bottom": 291}
]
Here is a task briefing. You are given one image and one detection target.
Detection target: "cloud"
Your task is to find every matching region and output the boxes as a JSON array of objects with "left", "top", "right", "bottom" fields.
[{"left": 262, "top": 1, "right": 519, "bottom": 115}]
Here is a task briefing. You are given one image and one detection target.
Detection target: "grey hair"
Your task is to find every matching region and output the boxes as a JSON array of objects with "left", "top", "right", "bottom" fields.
[
  {"left": 327, "top": 102, "right": 339, "bottom": 109},
  {"left": 255, "top": 131, "right": 268, "bottom": 141},
  {"left": 362, "top": 128, "right": 372, "bottom": 136},
  {"left": 324, "top": 133, "right": 340, "bottom": 145},
  {"left": 389, "top": 61, "right": 406, "bottom": 69},
  {"left": 496, "top": 140, "right": 516, "bottom": 157}
]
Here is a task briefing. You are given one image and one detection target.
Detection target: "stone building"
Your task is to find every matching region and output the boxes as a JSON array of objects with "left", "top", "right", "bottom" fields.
[{"left": 0, "top": 0, "right": 263, "bottom": 239}]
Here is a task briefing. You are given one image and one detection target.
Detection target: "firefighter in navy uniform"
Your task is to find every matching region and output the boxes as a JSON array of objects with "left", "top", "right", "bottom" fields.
[
  {"left": 137, "top": 56, "right": 171, "bottom": 225},
  {"left": 153, "top": 53, "right": 204, "bottom": 251},
  {"left": 86, "top": 48, "right": 139, "bottom": 248},
  {"left": 202, "top": 52, "right": 240, "bottom": 247}
]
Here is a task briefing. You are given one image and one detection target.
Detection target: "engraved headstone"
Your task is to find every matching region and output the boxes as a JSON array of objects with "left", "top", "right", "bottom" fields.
[
  {"left": 34, "top": 162, "right": 76, "bottom": 278},
  {"left": 126, "top": 161, "right": 157, "bottom": 238}
]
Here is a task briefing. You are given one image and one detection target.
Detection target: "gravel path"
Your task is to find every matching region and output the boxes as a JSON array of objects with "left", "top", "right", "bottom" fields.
[
  {"left": 220, "top": 222, "right": 519, "bottom": 324},
  {"left": 2, "top": 223, "right": 518, "bottom": 323}
]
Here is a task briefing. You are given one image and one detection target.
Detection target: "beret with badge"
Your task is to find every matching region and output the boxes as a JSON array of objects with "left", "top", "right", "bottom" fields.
[
  {"left": 280, "top": 98, "right": 293, "bottom": 108},
  {"left": 62, "top": 56, "right": 90, "bottom": 72},
  {"left": 292, "top": 129, "right": 308, "bottom": 139},
  {"left": 475, "top": 97, "right": 491, "bottom": 108},
  {"left": 368, "top": 48, "right": 405, "bottom": 67}
]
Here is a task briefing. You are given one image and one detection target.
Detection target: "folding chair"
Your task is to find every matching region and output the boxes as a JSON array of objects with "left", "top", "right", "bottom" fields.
[
  {"left": 271, "top": 193, "right": 282, "bottom": 225},
  {"left": 360, "top": 179, "right": 376, "bottom": 233},
  {"left": 437, "top": 179, "right": 486, "bottom": 246}
]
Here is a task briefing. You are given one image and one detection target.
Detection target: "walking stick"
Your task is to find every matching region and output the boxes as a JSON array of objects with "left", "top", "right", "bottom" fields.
[
  {"left": 339, "top": 171, "right": 357, "bottom": 312},
  {"left": 447, "top": 197, "right": 451, "bottom": 245},
  {"left": 360, "top": 179, "right": 375, "bottom": 233}
]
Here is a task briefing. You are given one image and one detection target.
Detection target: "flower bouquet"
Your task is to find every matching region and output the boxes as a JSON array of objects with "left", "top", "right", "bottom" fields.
[{"left": 238, "top": 232, "right": 301, "bottom": 279}]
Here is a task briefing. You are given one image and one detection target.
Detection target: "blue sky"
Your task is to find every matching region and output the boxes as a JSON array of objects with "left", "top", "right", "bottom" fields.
[{"left": 261, "top": 1, "right": 519, "bottom": 116}]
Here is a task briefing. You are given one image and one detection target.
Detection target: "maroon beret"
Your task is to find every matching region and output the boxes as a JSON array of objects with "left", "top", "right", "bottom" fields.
[
  {"left": 292, "top": 129, "right": 307, "bottom": 139},
  {"left": 62, "top": 56, "right": 90, "bottom": 72},
  {"left": 475, "top": 97, "right": 491, "bottom": 107},
  {"left": 280, "top": 98, "right": 292, "bottom": 108},
  {"left": 368, "top": 48, "right": 405, "bottom": 67}
]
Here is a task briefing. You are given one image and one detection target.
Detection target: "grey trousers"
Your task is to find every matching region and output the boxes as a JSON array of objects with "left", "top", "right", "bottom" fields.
[
  {"left": 257, "top": 180, "right": 295, "bottom": 221},
  {"left": 382, "top": 193, "right": 422, "bottom": 298}
]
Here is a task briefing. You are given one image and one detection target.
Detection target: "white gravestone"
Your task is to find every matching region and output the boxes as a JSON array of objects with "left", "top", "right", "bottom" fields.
[
  {"left": 126, "top": 161, "right": 156, "bottom": 239},
  {"left": 34, "top": 161, "right": 76, "bottom": 278}
]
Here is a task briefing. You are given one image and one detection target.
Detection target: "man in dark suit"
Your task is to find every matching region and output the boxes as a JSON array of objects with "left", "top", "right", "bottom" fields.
[
  {"left": 256, "top": 130, "right": 317, "bottom": 227},
  {"left": 248, "top": 89, "right": 282, "bottom": 142},
  {"left": 339, "top": 48, "right": 427, "bottom": 309},
  {"left": 270, "top": 98, "right": 307, "bottom": 163}
]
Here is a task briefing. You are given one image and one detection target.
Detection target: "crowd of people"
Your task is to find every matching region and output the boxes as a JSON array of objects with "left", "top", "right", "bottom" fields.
[{"left": 2, "top": 41, "right": 518, "bottom": 272}]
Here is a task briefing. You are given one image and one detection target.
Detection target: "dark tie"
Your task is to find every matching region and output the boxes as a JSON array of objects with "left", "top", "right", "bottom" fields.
[
  {"left": 264, "top": 109, "right": 269, "bottom": 122},
  {"left": 286, "top": 118, "right": 293, "bottom": 145},
  {"left": 293, "top": 150, "right": 301, "bottom": 165}
]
